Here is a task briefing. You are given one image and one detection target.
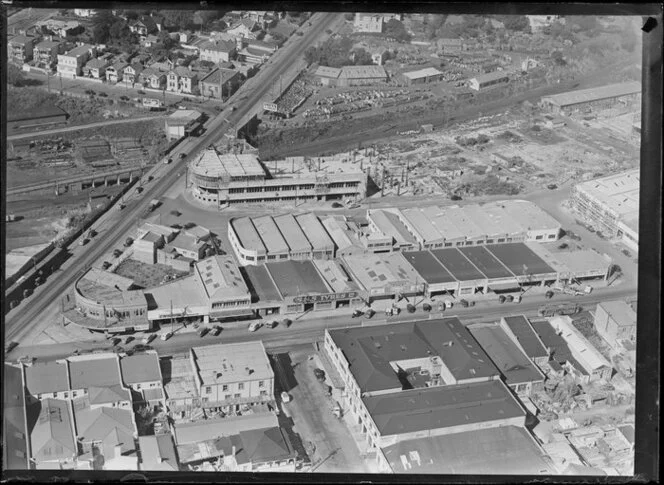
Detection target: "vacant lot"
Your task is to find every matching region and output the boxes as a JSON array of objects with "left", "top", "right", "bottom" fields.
[{"left": 114, "top": 259, "right": 190, "bottom": 289}]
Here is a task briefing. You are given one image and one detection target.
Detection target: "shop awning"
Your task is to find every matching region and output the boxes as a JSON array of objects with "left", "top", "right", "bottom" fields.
[
  {"left": 209, "top": 308, "right": 255, "bottom": 319},
  {"left": 488, "top": 280, "right": 522, "bottom": 292}
]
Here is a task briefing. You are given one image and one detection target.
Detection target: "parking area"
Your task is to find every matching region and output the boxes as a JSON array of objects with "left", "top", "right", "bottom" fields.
[{"left": 271, "top": 347, "right": 372, "bottom": 473}]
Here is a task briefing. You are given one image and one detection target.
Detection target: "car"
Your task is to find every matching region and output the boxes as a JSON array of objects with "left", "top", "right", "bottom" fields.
[
  {"left": 6, "top": 341, "right": 19, "bottom": 353},
  {"left": 113, "top": 249, "right": 122, "bottom": 258},
  {"left": 136, "top": 186, "right": 144, "bottom": 193},
  {"left": 111, "top": 337, "right": 122, "bottom": 346},
  {"left": 281, "top": 391, "right": 291, "bottom": 403},
  {"left": 124, "top": 336, "right": 134, "bottom": 344},
  {"left": 80, "top": 238, "right": 90, "bottom": 246},
  {"left": 165, "top": 158, "right": 172, "bottom": 164},
  {"left": 161, "top": 331, "right": 173, "bottom": 341},
  {"left": 248, "top": 322, "right": 261, "bottom": 332},
  {"left": 142, "top": 334, "right": 157, "bottom": 345},
  {"left": 282, "top": 319, "right": 292, "bottom": 328},
  {"left": 89, "top": 229, "right": 97, "bottom": 237},
  {"left": 270, "top": 320, "right": 279, "bottom": 329},
  {"left": 199, "top": 327, "right": 209, "bottom": 338},
  {"left": 211, "top": 326, "right": 222, "bottom": 336},
  {"left": 179, "top": 153, "right": 186, "bottom": 159},
  {"left": 132, "top": 344, "right": 152, "bottom": 352},
  {"left": 147, "top": 175, "right": 154, "bottom": 182}
]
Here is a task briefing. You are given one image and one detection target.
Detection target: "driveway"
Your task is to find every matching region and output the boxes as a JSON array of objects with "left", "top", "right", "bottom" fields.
[{"left": 274, "top": 347, "right": 370, "bottom": 473}]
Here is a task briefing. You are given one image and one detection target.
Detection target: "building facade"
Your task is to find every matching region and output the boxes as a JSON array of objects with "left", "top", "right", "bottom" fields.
[{"left": 57, "top": 44, "right": 96, "bottom": 78}]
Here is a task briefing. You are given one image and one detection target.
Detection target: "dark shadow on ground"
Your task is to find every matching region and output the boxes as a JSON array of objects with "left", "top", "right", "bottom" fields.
[
  {"left": 269, "top": 353, "right": 298, "bottom": 393},
  {"left": 277, "top": 412, "right": 311, "bottom": 465}
]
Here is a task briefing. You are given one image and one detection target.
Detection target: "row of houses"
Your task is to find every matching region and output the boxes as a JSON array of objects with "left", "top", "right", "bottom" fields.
[{"left": 4, "top": 340, "right": 299, "bottom": 472}]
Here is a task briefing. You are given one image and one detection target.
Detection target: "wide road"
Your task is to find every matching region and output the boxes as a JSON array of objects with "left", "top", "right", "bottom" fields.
[
  {"left": 4, "top": 12, "right": 341, "bottom": 342},
  {"left": 7, "top": 285, "right": 636, "bottom": 363}
]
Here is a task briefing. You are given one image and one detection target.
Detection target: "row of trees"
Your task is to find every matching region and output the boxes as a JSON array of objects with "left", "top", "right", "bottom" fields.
[{"left": 304, "top": 36, "right": 375, "bottom": 68}]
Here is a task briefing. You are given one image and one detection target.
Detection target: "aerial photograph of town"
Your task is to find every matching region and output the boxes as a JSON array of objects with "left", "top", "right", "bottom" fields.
[{"left": 2, "top": 5, "right": 656, "bottom": 479}]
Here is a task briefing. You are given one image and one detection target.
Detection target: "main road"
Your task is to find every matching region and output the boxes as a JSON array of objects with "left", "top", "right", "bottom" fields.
[
  {"left": 7, "top": 284, "right": 636, "bottom": 363},
  {"left": 4, "top": 12, "right": 341, "bottom": 342}
]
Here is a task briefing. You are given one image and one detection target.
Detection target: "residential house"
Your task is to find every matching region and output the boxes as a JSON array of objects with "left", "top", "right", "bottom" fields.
[
  {"left": 8, "top": 35, "right": 36, "bottom": 64},
  {"left": 122, "top": 64, "right": 144, "bottom": 85},
  {"left": 139, "top": 68, "right": 166, "bottom": 89},
  {"left": 105, "top": 61, "right": 129, "bottom": 83},
  {"left": 227, "top": 18, "right": 262, "bottom": 39},
  {"left": 29, "top": 398, "right": 78, "bottom": 470},
  {"left": 354, "top": 13, "right": 384, "bottom": 33},
  {"left": 199, "top": 68, "right": 242, "bottom": 100},
  {"left": 36, "top": 19, "right": 82, "bottom": 38},
  {"left": 138, "top": 434, "right": 179, "bottom": 471},
  {"left": 24, "top": 360, "right": 71, "bottom": 401},
  {"left": 371, "top": 47, "right": 388, "bottom": 66},
  {"left": 68, "top": 355, "right": 133, "bottom": 410},
  {"left": 199, "top": 39, "right": 237, "bottom": 64},
  {"left": 167, "top": 67, "right": 199, "bottom": 94},
  {"left": 141, "top": 34, "right": 161, "bottom": 49},
  {"left": 129, "top": 16, "right": 158, "bottom": 40},
  {"left": 34, "top": 39, "right": 64, "bottom": 69},
  {"left": 190, "top": 341, "right": 275, "bottom": 415},
  {"left": 74, "top": 403, "right": 139, "bottom": 470},
  {"left": 57, "top": 44, "right": 96, "bottom": 78},
  {"left": 83, "top": 57, "right": 110, "bottom": 79},
  {"left": 119, "top": 351, "right": 166, "bottom": 407},
  {"left": 151, "top": 14, "right": 165, "bottom": 32}
]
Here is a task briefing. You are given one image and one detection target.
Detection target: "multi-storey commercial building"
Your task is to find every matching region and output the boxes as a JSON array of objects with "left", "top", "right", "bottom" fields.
[
  {"left": 198, "top": 68, "right": 242, "bottom": 100},
  {"left": 324, "top": 319, "right": 528, "bottom": 471},
  {"left": 57, "top": 44, "right": 96, "bottom": 78},
  {"left": 8, "top": 35, "right": 35, "bottom": 64},
  {"left": 540, "top": 81, "right": 641, "bottom": 115},
  {"left": 189, "top": 147, "right": 367, "bottom": 207},
  {"left": 570, "top": 169, "right": 639, "bottom": 251},
  {"left": 199, "top": 39, "right": 236, "bottom": 64},
  {"left": 353, "top": 13, "right": 402, "bottom": 33},
  {"left": 313, "top": 65, "right": 388, "bottom": 87},
  {"left": 189, "top": 341, "right": 274, "bottom": 415}
]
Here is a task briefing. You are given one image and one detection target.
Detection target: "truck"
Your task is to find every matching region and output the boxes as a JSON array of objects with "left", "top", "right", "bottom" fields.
[{"left": 538, "top": 303, "right": 580, "bottom": 317}]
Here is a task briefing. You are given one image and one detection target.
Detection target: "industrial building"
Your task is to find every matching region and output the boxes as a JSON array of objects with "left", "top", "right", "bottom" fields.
[
  {"left": 390, "top": 200, "right": 562, "bottom": 249},
  {"left": 189, "top": 146, "right": 367, "bottom": 207},
  {"left": 324, "top": 319, "right": 529, "bottom": 471},
  {"left": 313, "top": 65, "right": 388, "bottom": 87},
  {"left": 594, "top": 300, "right": 637, "bottom": 349},
  {"left": 570, "top": 169, "right": 639, "bottom": 252},
  {"left": 243, "top": 259, "right": 364, "bottom": 316},
  {"left": 468, "top": 323, "right": 546, "bottom": 396},
  {"left": 400, "top": 67, "right": 444, "bottom": 85},
  {"left": 469, "top": 71, "right": 510, "bottom": 91},
  {"left": 164, "top": 109, "right": 203, "bottom": 140},
  {"left": 7, "top": 105, "right": 68, "bottom": 134},
  {"left": 540, "top": 81, "right": 641, "bottom": 115}
]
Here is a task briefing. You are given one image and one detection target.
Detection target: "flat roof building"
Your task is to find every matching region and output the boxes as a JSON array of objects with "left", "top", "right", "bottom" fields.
[
  {"left": 3, "top": 364, "right": 29, "bottom": 470},
  {"left": 381, "top": 425, "right": 553, "bottom": 474},
  {"left": 540, "top": 81, "right": 641, "bottom": 111},
  {"left": 325, "top": 319, "right": 528, "bottom": 468},
  {"left": 273, "top": 214, "right": 312, "bottom": 257},
  {"left": 295, "top": 213, "right": 335, "bottom": 257},
  {"left": 594, "top": 300, "right": 637, "bottom": 349},
  {"left": 500, "top": 315, "right": 550, "bottom": 367},
  {"left": 469, "top": 71, "right": 510, "bottom": 91},
  {"left": 189, "top": 341, "right": 275, "bottom": 414},
  {"left": 190, "top": 145, "right": 367, "bottom": 207},
  {"left": 401, "top": 67, "right": 444, "bottom": 85},
  {"left": 342, "top": 252, "right": 425, "bottom": 299},
  {"left": 570, "top": 169, "right": 639, "bottom": 251}
]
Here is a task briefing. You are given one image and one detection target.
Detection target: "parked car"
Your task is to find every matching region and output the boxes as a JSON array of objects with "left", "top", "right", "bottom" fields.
[
  {"left": 281, "top": 391, "right": 291, "bottom": 403},
  {"left": 499, "top": 295, "right": 507, "bottom": 304},
  {"left": 124, "top": 336, "right": 134, "bottom": 344},
  {"left": 80, "top": 238, "right": 90, "bottom": 246},
  {"left": 199, "top": 327, "right": 209, "bottom": 338},
  {"left": 165, "top": 158, "right": 172, "bottom": 164},
  {"left": 102, "top": 261, "right": 112, "bottom": 270},
  {"left": 282, "top": 319, "right": 292, "bottom": 328},
  {"left": 506, "top": 295, "right": 514, "bottom": 303},
  {"left": 248, "top": 322, "right": 261, "bottom": 332},
  {"left": 269, "top": 320, "right": 278, "bottom": 329},
  {"left": 179, "top": 153, "right": 187, "bottom": 159},
  {"left": 132, "top": 344, "right": 152, "bottom": 352},
  {"left": 124, "top": 237, "right": 134, "bottom": 247},
  {"left": 351, "top": 309, "right": 363, "bottom": 318},
  {"left": 460, "top": 299, "right": 469, "bottom": 308},
  {"left": 111, "top": 337, "right": 122, "bottom": 346},
  {"left": 6, "top": 341, "right": 19, "bottom": 353},
  {"left": 161, "top": 331, "right": 173, "bottom": 341},
  {"left": 142, "top": 334, "right": 157, "bottom": 345},
  {"left": 113, "top": 249, "right": 122, "bottom": 258},
  {"left": 211, "top": 326, "right": 222, "bottom": 336}
]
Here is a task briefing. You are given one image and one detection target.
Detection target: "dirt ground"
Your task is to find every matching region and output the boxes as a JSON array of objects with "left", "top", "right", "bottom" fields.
[{"left": 114, "top": 259, "right": 190, "bottom": 289}]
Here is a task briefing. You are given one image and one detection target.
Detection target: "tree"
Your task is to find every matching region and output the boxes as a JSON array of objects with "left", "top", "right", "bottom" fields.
[
  {"left": 161, "top": 10, "right": 194, "bottom": 31},
  {"left": 384, "top": 19, "right": 411, "bottom": 43},
  {"left": 91, "top": 10, "right": 117, "bottom": 44},
  {"left": 352, "top": 48, "right": 373, "bottom": 65},
  {"left": 502, "top": 15, "right": 531, "bottom": 33},
  {"left": 193, "top": 10, "right": 220, "bottom": 28},
  {"left": 552, "top": 50, "right": 566, "bottom": 66},
  {"left": 7, "top": 64, "right": 25, "bottom": 87},
  {"left": 344, "top": 13, "right": 354, "bottom": 21}
]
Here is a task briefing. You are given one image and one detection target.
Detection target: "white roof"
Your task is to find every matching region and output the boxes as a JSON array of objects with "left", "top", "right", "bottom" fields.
[
  {"left": 232, "top": 217, "right": 266, "bottom": 253},
  {"left": 400, "top": 208, "right": 444, "bottom": 243},
  {"left": 549, "top": 316, "right": 611, "bottom": 372},
  {"left": 295, "top": 213, "right": 335, "bottom": 251},
  {"left": 174, "top": 412, "right": 278, "bottom": 445},
  {"left": 252, "top": 216, "right": 289, "bottom": 253},
  {"left": 194, "top": 255, "right": 250, "bottom": 301},
  {"left": 273, "top": 214, "right": 312, "bottom": 253},
  {"left": 499, "top": 200, "right": 561, "bottom": 231},
  {"left": 574, "top": 169, "right": 639, "bottom": 220},
  {"left": 403, "top": 67, "right": 443, "bottom": 80},
  {"left": 190, "top": 148, "right": 264, "bottom": 179},
  {"left": 422, "top": 206, "right": 466, "bottom": 240},
  {"left": 321, "top": 217, "right": 354, "bottom": 250},
  {"left": 191, "top": 341, "right": 273, "bottom": 387},
  {"left": 168, "top": 109, "right": 201, "bottom": 122}
]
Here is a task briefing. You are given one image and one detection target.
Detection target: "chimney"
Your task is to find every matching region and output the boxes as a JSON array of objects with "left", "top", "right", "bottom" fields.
[{"left": 231, "top": 445, "right": 236, "bottom": 456}]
